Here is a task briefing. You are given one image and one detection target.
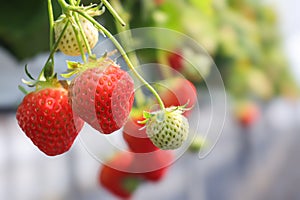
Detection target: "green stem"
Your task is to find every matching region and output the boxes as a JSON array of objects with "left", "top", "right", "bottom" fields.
[
  {"left": 38, "top": 21, "right": 69, "bottom": 80},
  {"left": 47, "top": 0, "right": 54, "bottom": 50},
  {"left": 70, "top": 16, "right": 87, "bottom": 63},
  {"left": 111, "top": 0, "right": 146, "bottom": 107},
  {"left": 75, "top": 10, "right": 165, "bottom": 109},
  {"left": 101, "top": 0, "right": 126, "bottom": 26},
  {"left": 57, "top": 0, "right": 69, "bottom": 13},
  {"left": 73, "top": 12, "right": 94, "bottom": 59},
  {"left": 57, "top": 0, "right": 165, "bottom": 109}
]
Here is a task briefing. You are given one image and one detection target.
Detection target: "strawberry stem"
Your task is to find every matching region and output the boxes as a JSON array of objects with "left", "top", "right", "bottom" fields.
[
  {"left": 48, "top": 0, "right": 54, "bottom": 51},
  {"left": 38, "top": 20, "right": 69, "bottom": 81},
  {"left": 110, "top": 0, "right": 146, "bottom": 107},
  {"left": 75, "top": 10, "right": 166, "bottom": 110},
  {"left": 74, "top": 12, "right": 95, "bottom": 59},
  {"left": 56, "top": 0, "right": 165, "bottom": 109},
  {"left": 70, "top": 16, "right": 87, "bottom": 63},
  {"left": 101, "top": 0, "right": 126, "bottom": 26}
]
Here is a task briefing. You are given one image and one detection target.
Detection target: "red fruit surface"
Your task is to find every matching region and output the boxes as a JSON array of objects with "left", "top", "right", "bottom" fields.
[
  {"left": 167, "top": 51, "right": 184, "bottom": 71},
  {"left": 99, "top": 152, "right": 140, "bottom": 199},
  {"left": 16, "top": 88, "right": 84, "bottom": 156},
  {"left": 69, "top": 63, "right": 134, "bottom": 134},
  {"left": 236, "top": 102, "right": 260, "bottom": 127},
  {"left": 154, "top": 0, "right": 164, "bottom": 6},
  {"left": 123, "top": 116, "right": 158, "bottom": 153},
  {"left": 133, "top": 150, "right": 174, "bottom": 182},
  {"left": 158, "top": 77, "right": 197, "bottom": 116}
]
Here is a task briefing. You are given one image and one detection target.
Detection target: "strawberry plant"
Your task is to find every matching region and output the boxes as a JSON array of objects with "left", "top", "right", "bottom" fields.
[
  {"left": 16, "top": 0, "right": 194, "bottom": 155},
  {"left": 15, "top": 1, "right": 200, "bottom": 198}
]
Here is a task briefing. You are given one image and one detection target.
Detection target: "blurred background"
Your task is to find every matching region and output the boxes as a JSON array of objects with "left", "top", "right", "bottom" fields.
[{"left": 1, "top": 0, "right": 300, "bottom": 199}]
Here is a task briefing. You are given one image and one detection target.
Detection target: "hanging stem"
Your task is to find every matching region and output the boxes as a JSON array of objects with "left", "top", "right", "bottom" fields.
[
  {"left": 101, "top": 0, "right": 126, "bottom": 26},
  {"left": 70, "top": 16, "right": 87, "bottom": 63},
  {"left": 47, "top": 0, "right": 54, "bottom": 50},
  {"left": 57, "top": 0, "right": 165, "bottom": 109},
  {"left": 76, "top": 10, "right": 165, "bottom": 109},
  {"left": 38, "top": 21, "right": 69, "bottom": 80},
  {"left": 111, "top": 0, "right": 146, "bottom": 107},
  {"left": 73, "top": 12, "right": 94, "bottom": 59}
]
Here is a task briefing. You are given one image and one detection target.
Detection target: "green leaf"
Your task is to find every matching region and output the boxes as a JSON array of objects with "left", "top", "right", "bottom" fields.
[{"left": 18, "top": 85, "right": 29, "bottom": 95}]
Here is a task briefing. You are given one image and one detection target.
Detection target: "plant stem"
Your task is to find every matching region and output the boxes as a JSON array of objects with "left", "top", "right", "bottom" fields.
[
  {"left": 111, "top": 0, "right": 146, "bottom": 107},
  {"left": 57, "top": 0, "right": 165, "bottom": 109},
  {"left": 38, "top": 21, "right": 69, "bottom": 80},
  {"left": 70, "top": 16, "right": 87, "bottom": 63},
  {"left": 47, "top": 0, "right": 54, "bottom": 50},
  {"left": 101, "top": 0, "right": 126, "bottom": 26},
  {"left": 75, "top": 10, "right": 165, "bottom": 109},
  {"left": 73, "top": 12, "right": 94, "bottom": 59}
]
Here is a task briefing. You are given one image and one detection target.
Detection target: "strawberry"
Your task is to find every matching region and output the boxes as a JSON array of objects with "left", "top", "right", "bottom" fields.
[
  {"left": 133, "top": 150, "right": 174, "bottom": 182},
  {"left": 167, "top": 49, "right": 211, "bottom": 82},
  {"left": 16, "top": 83, "right": 84, "bottom": 156},
  {"left": 235, "top": 101, "right": 260, "bottom": 127},
  {"left": 142, "top": 106, "right": 189, "bottom": 150},
  {"left": 156, "top": 77, "right": 197, "bottom": 117},
  {"left": 68, "top": 57, "right": 135, "bottom": 134},
  {"left": 99, "top": 151, "right": 142, "bottom": 199},
  {"left": 167, "top": 51, "right": 184, "bottom": 71},
  {"left": 54, "top": 14, "right": 99, "bottom": 56},
  {"left": 123, "top": 112, "right": 159, "bottom": 153}
]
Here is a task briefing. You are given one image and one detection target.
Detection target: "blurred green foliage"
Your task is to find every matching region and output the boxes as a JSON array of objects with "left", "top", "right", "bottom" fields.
[
  {"left": 0, "top": 1, "right": 63, "bottom": 60},
  {"left": 0, "top": 0, "right": 298, "bottom": 99},
  {"left": 115, "top": 0, "right": 298, "bottom": 100}
]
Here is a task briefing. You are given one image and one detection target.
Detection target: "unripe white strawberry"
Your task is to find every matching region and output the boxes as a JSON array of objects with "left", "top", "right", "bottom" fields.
[
  {"left": 142, "top": 107, "right": 189, "bottom": 150},
  {"left": 54, "top": 14, "right": 98, "bottom": 56}
]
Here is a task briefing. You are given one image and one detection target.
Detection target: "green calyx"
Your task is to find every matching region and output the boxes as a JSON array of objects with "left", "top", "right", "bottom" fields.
[
  {"left": 61, "top": 52, "right": 118, "bottom": 79},
  {"left": 138, "top": 102, "right": 191, "bottom": 125},
  {"left": 122, "top": 176, "right": 143, "bottom": 194},
  {"left": 58, "top": 0, "right": 105, "bottom": 18},
  {"left": 19, "top": 60, "right": 67, "bottom": 95}
]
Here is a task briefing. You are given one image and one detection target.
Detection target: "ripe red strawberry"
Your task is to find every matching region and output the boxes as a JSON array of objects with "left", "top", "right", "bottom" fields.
[
  {"left": 123, "top": 113, "right": 159, "bottom": 153},
  {"left": 99, "top": 151, "right": 142, "bottom": 199},
  {"left": 134, "top": 150, "right": 174, "bottom": 182},
  {"left": 68, "top": 58, "right": 135, "bottom": 134},
  {"left": 167, "top": 49, "right": 211, "bottom": 82},
  {"left": 16, "top": 86, "right": 84, "bottom": 156},
  {"left": 54, "top": 14, "right": 99, "bottom": 56},
  {"left": 167, "top": 51, "right": 184, "bottom": 71},
  {"left": 157, "top": 77, "right": 197, "bottom": 116}
]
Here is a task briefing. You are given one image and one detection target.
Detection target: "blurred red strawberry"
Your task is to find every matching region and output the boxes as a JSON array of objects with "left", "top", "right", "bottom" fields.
[
  {"left": 133, "top": 150, "right": 174, "bottom": 182},
  {"left": 167, "top": 49, "right": 211, "bottom": 83},
  {"left": 167, "top": 51, "right": 184, "bottom": 71},
  {"left": 123, "top": 114, "right": 159, "bottom": 153},
  {"left": 157, "top": 77, "right": 197, "bottom": 116},
  {"left": 99, "top": 152, "right": 142, "bottom": 199},
  {"left": 235, "top": 101, "right": 260, "bottom": 127}
]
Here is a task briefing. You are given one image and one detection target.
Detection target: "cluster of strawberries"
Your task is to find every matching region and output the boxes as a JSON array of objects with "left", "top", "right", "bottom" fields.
[
  {"left": 16, "top": 6, "right": 135, "bottom": 156},
  {"left": 99, "top": 77, "right": 197, "bottom": 198},
  {"left": 15, "top": 1, "right": 199, "bottom": 198}
]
